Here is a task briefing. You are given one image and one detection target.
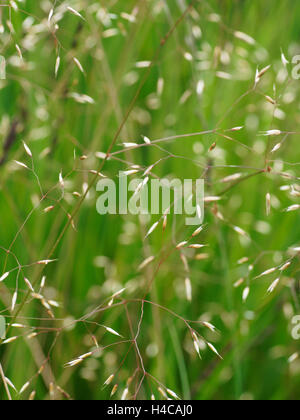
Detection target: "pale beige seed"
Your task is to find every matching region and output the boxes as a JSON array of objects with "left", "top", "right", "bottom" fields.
[
  {"left": 234, "top": 31, "right": 255, "bottom": 45},
  {"left": 4, "top": 377, "right": 16, "bottom": 392},
  {"left": 204, "top": 196, "right": 221, "bottom": 203},
  {"left": 267, "top": 278, "right": 280, "bottom": 294},
  {"left": 285, "top": 204, "right": 300, "bottom": 212},
  {"left": 111, "top": 288, "right": 126, "bottom": 298},
  {"left": 121, "top": 387, "right": 129, "bottom": 400},
  {"left": 288, "top": 353, "right": 298, "bottom": 363},
  {"left": 242, "top": 287, "right": 250, "bottom": 302},
  {"left": 2, "top": 336, "right": 18, "bottom": 344},
  {"left": 111, "top": 384, "right": 118, "bottom": 397},
  {"left": 265, "top": 95, "right": 276, "bottom": 105},
  {"left": 280, "top": 262, "right": 291, "bottom": 271},
  {"left": 192, "top": 226, "right": 204, "bottom": 237},
  {"left": 48, "top": 8, "right": 54, "bottom": 23},
  {"left": 14, "top": 160, "right": 29, "bottom": 169},
  {"left": 281, "top": 51, "right": 289, "bottom": 66},
  {"left": 234, "top": 278, "right": 245, "bottom": 288},
  {"left": 19, "top": 381, "right": 30, "bottom": 395},
  {"left": 176, "top": 241, "right": 188, "bottom": 249},
  {"left": 145, "top": 221, "right": 159, "bottom": 238},
  {"left": 207, "top": 342, "right": 223, "bottom": 359},
  {"left": 104, "top": 375, "right": 114, "bottom": 386},
  {"left": 185, "top": 278, "right": 192, "bottom": 302},
  {"left": 257, "top": 65, "right": 271, "bottom": 79},
  {"left": 67, "top": 6, "right": 84, "bottom": 20},
  {"left": 15, "top": 43, "right": 23, "bottom": 60},
  {"left": 27, "top": 333, "right": 38, "bottom": 339},
  {"left": 73, "top": 57, "right": 84, "bottom": 73},
  {"left": 256, "top": 267, "right": 277, "bottom": 278},
  {"left": 188, "top": 244, "right": 205, "bottom": 249},
  {"left": 266, "top": 193, "right": 271, "bottom": 216},
  {"left": 24, "top": 278, "right": 34, "bottom": 292},
  {"left": 138, "top": 256, "right": 155, "bottom": 271},
  {"left": 221, "top": 173, "right": 242, "bottom": 183},
  {"left": 238, "top": 257, "right": 249, "bottom": 265},
  {"left": 202, "top": 322, "right": 216, "bottom": 332},
  {"left": 23, "top": 142, "right": 32, "bottom": 157},
  {"left": 29, "top": 391, "right": 36, "bottom": 400},
  {"left": 167, "top": 388, "right": 180, "bottom": 400},
  {"left": 55, "top": 56, "right": 60, "bottom": 78},
  {"left": 158, "top": 387, "right": 167, "bottom": 399},
  {"left": 233, "top": 226, "right": 248, "bottom": 237},
  {"left": 194, "top": 253, "right": 209, "bottom": 261},
  {"left": 0, "top": 272, "right": 9, "bottom": 282},
  {"left": 262, "top": 129, "right": 281, "bottom": 136},
  {"left": 44, "top": 206, "right": 55, "bottom": 214},
  {"left": 180, "top": 254, "right": 189, "bottom": 272},
  {"left": 230, "top": 126, "right": 244, "bottom": 131},
  {"left": 105, "top": 327, "right": 122, "bottom": 337},
  {"left": 142, "top": 135, "right": 151, "bottom": 144},
  {"left": 162, "top": 215, "right": 168, "bottom": 231},
  {"left": 11, "top": 292, "right": 17, "bottom": 311}
]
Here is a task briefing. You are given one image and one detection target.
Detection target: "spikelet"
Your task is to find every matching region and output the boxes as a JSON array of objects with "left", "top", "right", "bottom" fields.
[
  {"left": 11, "top": 292, "right": 17, "bottom": 311},
  {"left": 19, "top": 381, "right": 30, "bottom": 395},
  {"left": 285, "top": 204, "right": 300, "bottom": 212},
  {"left": 280, "top": 262, "right": 291, "bottom": 272},
  {"left": 111, "top": 384, "right": 118, "bottom": 397},
  {"left": 166, "top": 388, "right": 180, "bottom": 400},
  {"left": 267, "top": 278, "right": 280, "bottom": 294},
  {"left": 185, "top": 278, "right": 192, "bottom": 302},
  {"left": 48, "top": 8, "right": 54, "bottom": 23},
  {"left": 29, "top": 391, "right": 36, "bottom": 400},
  {"left": 104, "top": 326, "right": 122, "bottom": 337},
  {"left": 14, "top": 160, "right": 29, "bottom": 170},
  {"left": 234, "top": 278, "right": 245, "bottom": 288},
  {"left": 261, "top": 129, "right": 281, "bottom": 136},
  {"left": 176, "top": 241, "right": 188, "bottom": 250},
  {"left": 15, "top": 44, "right": 23, "bottom": 60},
  {"left": 242, "top": 286, "right": 250, "bottom": 302},
  {"left": 23, "top": 142, "right": 32, "bottom": 157},
  {"left": 24, "top": 278, "right": 34, "bottom": 292},
  {"left": 145, "top": 221, "right": 159, "bottom": 238},
  {"left": 266, "top": 193, "right": 271, "bottom": 216},
  {"left": 73, "top": 57, "right": 85, "bottom": 74},
  {"left": 142, "top": 135, "right": 151, "bottom": 144},
  {"left": 121, "top": 387, "right": 129, "bottom": 400},
  {"left": 2, "top": 336, "right": 18, "bottom": 344},
  {"left": 138, "top": 256, "right": 155, "bottom": 271},
  {"left": 188, "top": 244, "right": 205, "bottom": 249},
  {"left": 0, "top": 272, "right": 9, "bottom": 282},
  {"left": 104, "top": 375, "right": 114, "bottom": 387},
  {"left": 234, "top": 31, "right": 255, "bottom": 45},
  {"left": 55, "top": 56, "right": 60, "bottom": 78},
  {"left": 255, "top": 267, "right": 277, "bottom": 279},
  {"left": 67, "top": 6, "right": 85, "bottom": 20},
  {"left": 192, "top": 226, "right": 204, "bottom": 237},
  {"left": 202, "top": 322, "right": 216, "bottom": 332},
  {"left": 207, "top": 342, "right": 223, "bottom": 359},
  {"left": 192, "top": 332, "right": 202, "bottom": 359},
  {"left": 288, "top": 353, "right": 298, "bottom": 363}
]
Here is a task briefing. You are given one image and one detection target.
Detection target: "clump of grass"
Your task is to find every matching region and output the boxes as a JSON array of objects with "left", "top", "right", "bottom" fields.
[{"left": 0, "top": 0, "right": 300, "bottom": 401}]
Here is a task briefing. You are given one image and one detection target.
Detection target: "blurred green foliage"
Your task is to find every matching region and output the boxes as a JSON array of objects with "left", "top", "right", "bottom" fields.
[{"left": 0, "top": 0, "right": 300, "bottom": 400}]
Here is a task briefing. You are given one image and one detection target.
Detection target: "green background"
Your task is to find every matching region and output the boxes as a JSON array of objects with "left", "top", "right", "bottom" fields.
[{"left": 0, "top": 0, "right": 299, "bottom": 400}]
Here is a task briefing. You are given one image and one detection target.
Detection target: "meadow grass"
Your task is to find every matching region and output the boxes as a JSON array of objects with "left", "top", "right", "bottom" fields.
[{"left": 0, "top": 0, "right": 300, "bottom": 400}]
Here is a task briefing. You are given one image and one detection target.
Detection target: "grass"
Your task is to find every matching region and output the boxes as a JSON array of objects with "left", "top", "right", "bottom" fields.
[{"left": 0, "top": 0, "right": 300, "bottom": 400}]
